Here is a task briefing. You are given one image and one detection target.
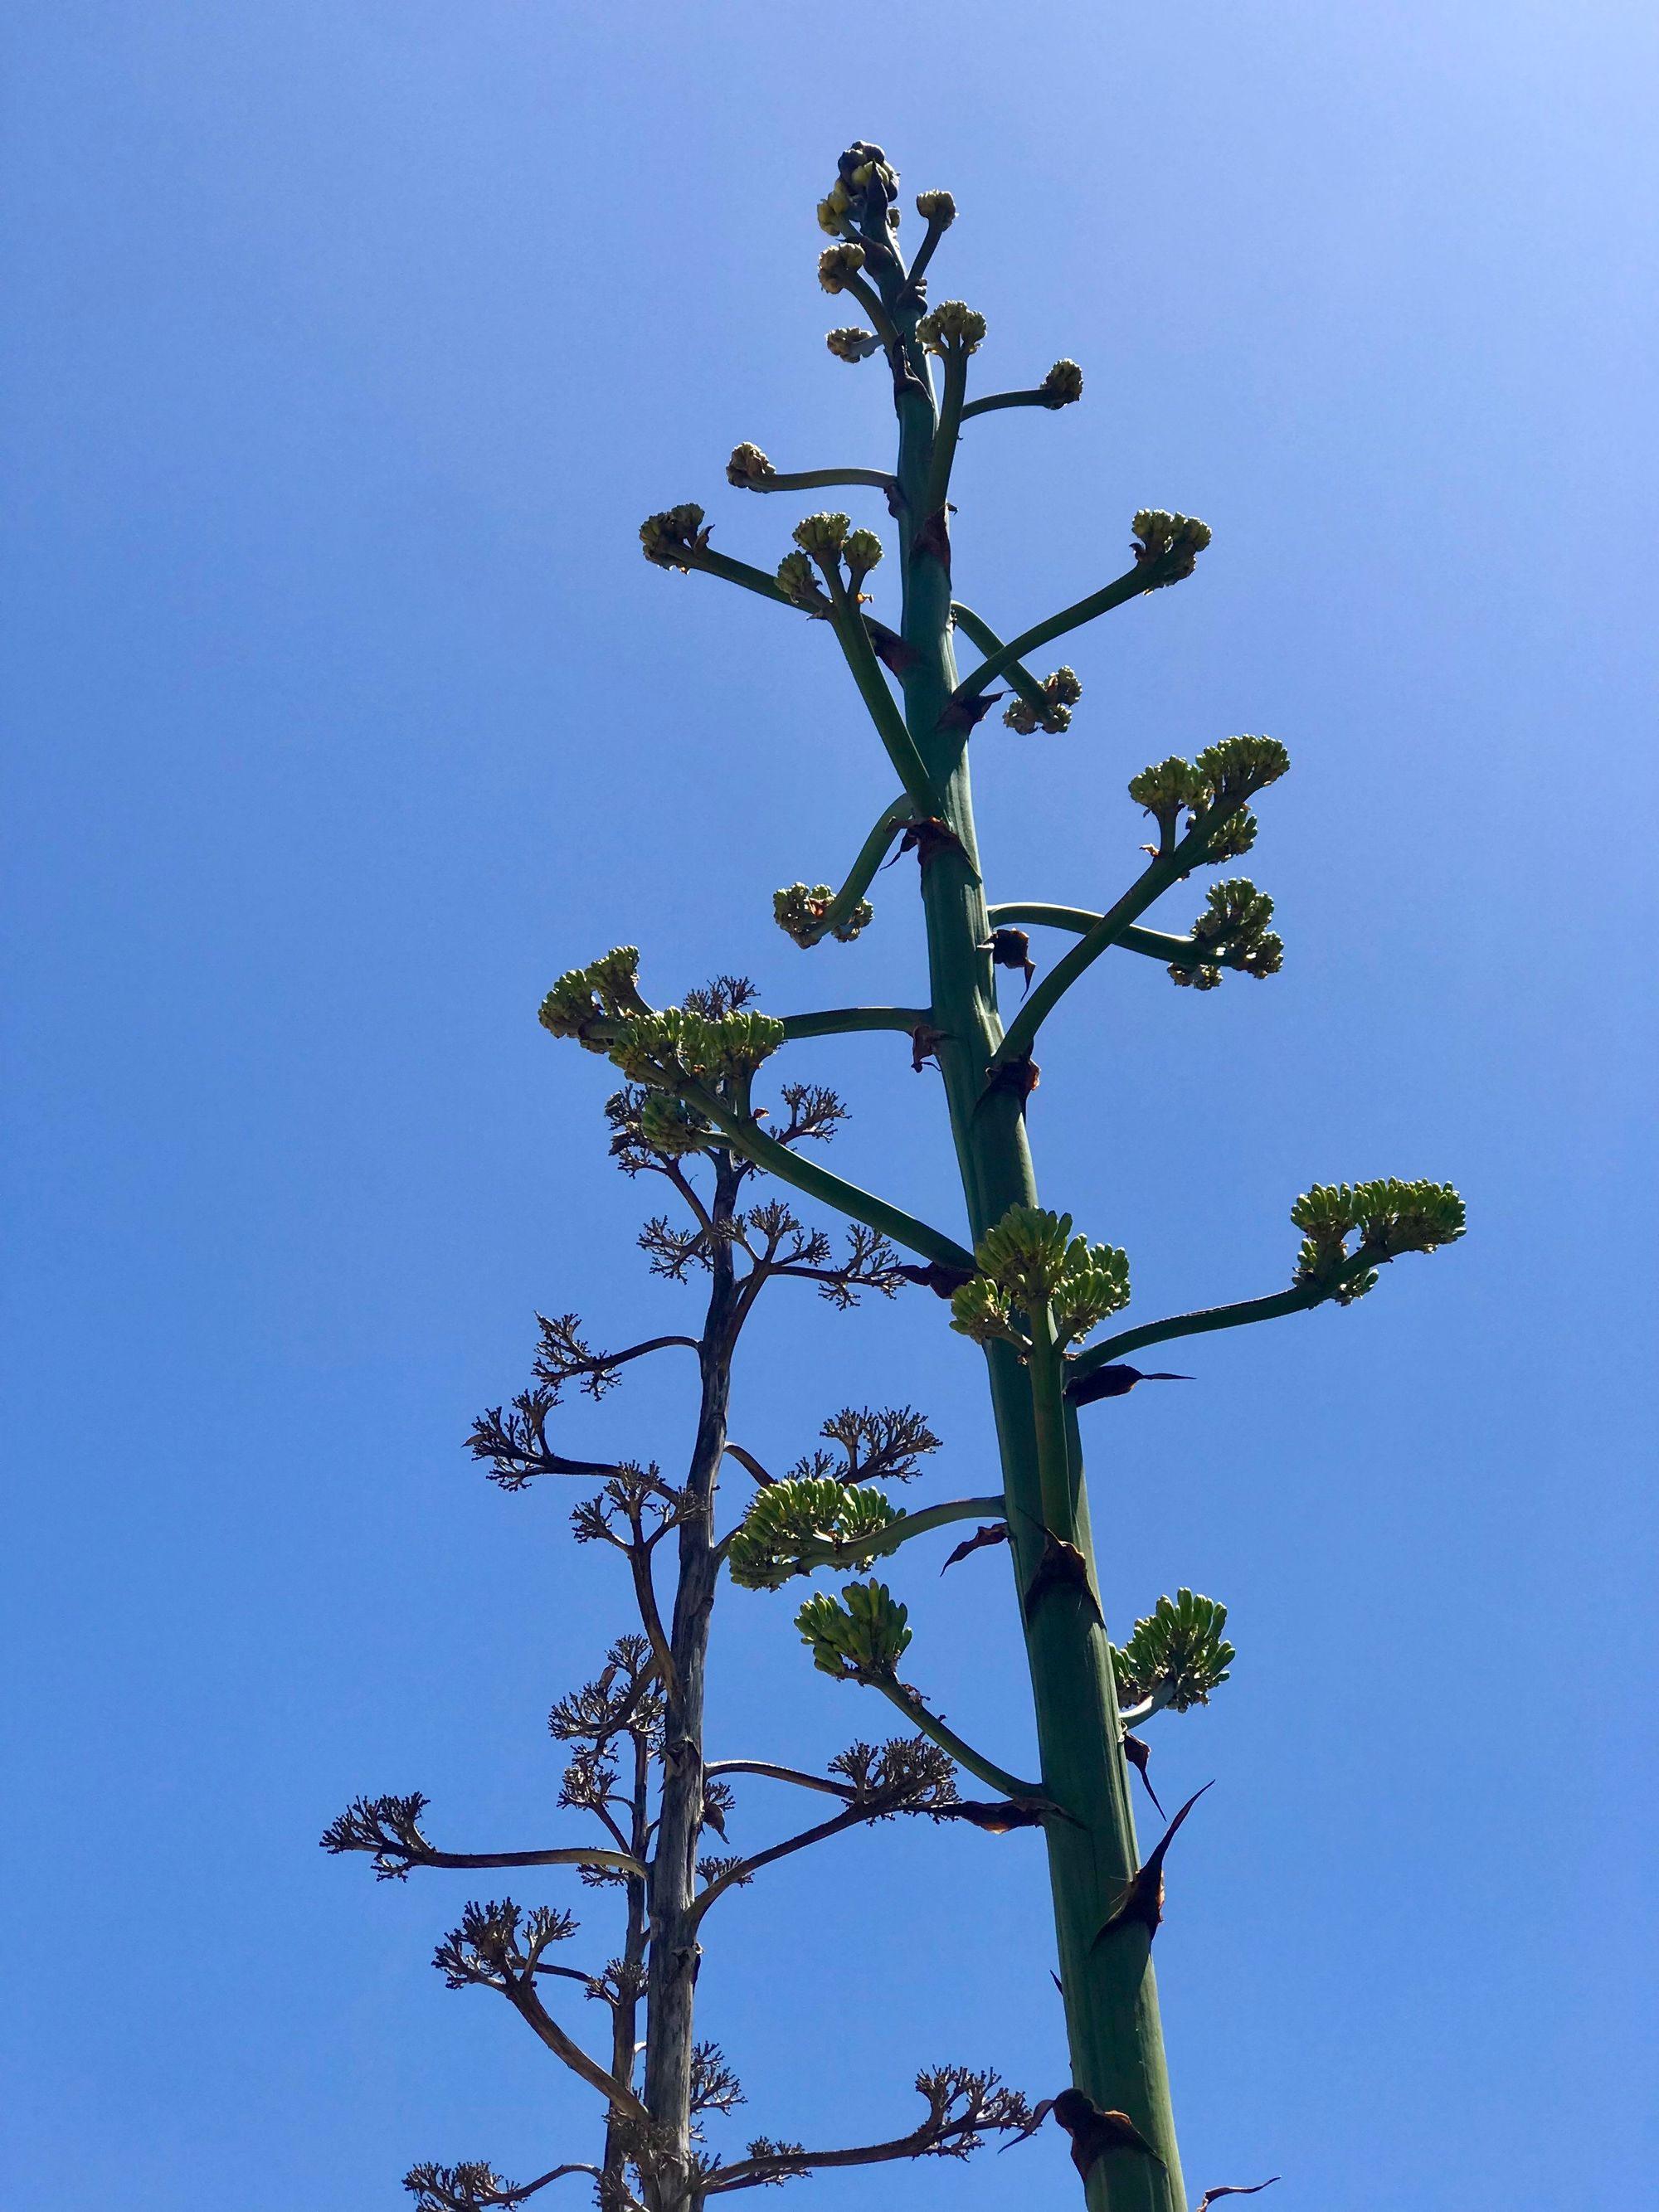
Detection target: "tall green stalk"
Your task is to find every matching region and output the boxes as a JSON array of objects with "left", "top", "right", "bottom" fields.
[{"left": 601, "top": 143, "right": 1465, "bottom": 2209}]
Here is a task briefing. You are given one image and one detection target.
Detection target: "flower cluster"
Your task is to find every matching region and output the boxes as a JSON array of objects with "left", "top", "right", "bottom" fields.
[
  {"left": 1174, "top": 878, "right": 1284, "bottom": 990},
  {"left": 1131, "top": 508, "right": 1213, "bottom": 584},
  {"left": 917, "top": 299, "right": 986, "bottom": 355},
  {"left": 606, "top": 1005, "right": 786, "bottom": 1092},
  {"left": 815, "top": 142, "right": 900, "bottom": 236},
  {"left": 727, "top": 1479, "right": 901, "bottom": 1590},
  {"left": 1112, "top": 1589, "right": 1236, "bottom": 1712},
  {"left": 639, "top": 503, "right": 710, "bottom": 571},
  {"left": 1291, "top": 1179, "right": 1467, "bottom": 1305},
  {"left": 1041, "top": 358, "right": 1083, "bottom": 406},
  {"left": 1003, "top": 665, "right": 1082, "bottom": 735},
  {"left": 1128, "top": 734, "right": 1291, "bottom": 861},
  {"left": 538, "top": 946, "right": 645, "bottom": 1053},
  {"left": 795, "top": 1579, "right": 912, "bottom": 1681},
  {"left": 773, "top": 882, "right": 874, "bottom": 948},
  {"left": 825, "top": 324, "right": 882, "bottom": 363},
  {"left": 725, "top": 442, "right": 775, "bottom": 490},
  {"left": 817, "top": 242, "right": 868, "bottom": 294},
  {"left": 950, "top": 1203, "right": 1131, "bottom": 1352}
]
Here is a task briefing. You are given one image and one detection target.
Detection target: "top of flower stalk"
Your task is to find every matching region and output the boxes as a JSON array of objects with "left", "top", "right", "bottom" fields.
[
  {"left": 835, "top": 141, "right": 899, "bottom": 217},
  {"left": 1041, "top": 359, "right": 1084, "bottom": 406},
  {"left": 726, "top": 443, "right": 775, "bottom": 491},
  {"left": 917, "top": 300, "right": 987, "bottom": 354},
  {"left": 914, "top": 188, "right": 956, "bottom": 226},
  {"left": 818, "top": 243, "right": 867, "bottom": 294}
]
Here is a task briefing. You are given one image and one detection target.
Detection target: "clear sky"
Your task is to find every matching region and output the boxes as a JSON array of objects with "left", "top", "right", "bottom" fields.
[{"left": 2, "top": 4, "right": 1654, "bottom": 2208}]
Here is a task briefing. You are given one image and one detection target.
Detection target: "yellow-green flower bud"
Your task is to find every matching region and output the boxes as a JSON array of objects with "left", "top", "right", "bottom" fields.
[
  {"left": 1131, "top": 508, "right": 1213, "bottom": 585},
  {"left": 948, "top": 1275, "right": 1024, "bottom": 1349},
  {"left": 825, "top": 325, "right": 881, "bottom": 363},
  {"left": 1128, "top": 756, "right": 1202, "bottom": 824},
  {"left": 1004, "top": 664, "right": 1082, "bottom": 735},
  {"left": 1041, "top": 359, "right": 1083, "bottom": 406},
  {"left": 917, "top": 299, "right": 986, "bottom": 354},
  {"left": 1113, "top": 1590, "right": 1235, "bottom": 1711},
  {"left": 818, "top": 243, "right": 867, "bottom": 294},
  {"left": 639, "top": 503, "right": 708, "bottom": 571},
  {"left": 1291, "top": 1178, "right": 1465, "bottom": 1304},
  {"left": 726, "top": 442, "right": 775, "bottom": 491},
  {"left": 792, "top": 511, "right": 852, "bottom": 559},
  {"left": 915, "top": 189, "right": 956, "bottom": 226},
  {"left": 1048, "top": 666, "right": 1082, "bottom": 707},
  {"left": 1192, "top": 734, "right": 1290, "bottom": 811}
]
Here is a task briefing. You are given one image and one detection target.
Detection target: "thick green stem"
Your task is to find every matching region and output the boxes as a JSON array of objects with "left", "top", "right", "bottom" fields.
[
  {"left": 960, "top": 386, "right": 1063, "bottom": 420},
  {"left": 868, "top": 236, "right": 1189, "bottom": 2210},
  {"left": 747, "top": 466, "right": 895, "bottom": 493}
]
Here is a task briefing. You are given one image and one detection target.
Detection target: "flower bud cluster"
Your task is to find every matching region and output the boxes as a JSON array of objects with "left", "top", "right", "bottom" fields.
[
  {"left": 728, "top": 1480, "right": 900, "bottom": 1591},
  {"left": 1004, "top": 665, "right": 1082, "bottom": 735},
  {"left": 914, "top": 188, "right": 956, "bottom": 226},
  {"left": 795, "top": 1578, "right": 912, "bottom": 1681},
  {"left": 639, "top": 503, "right": 710, "bottom": 571},
  {"left": 1128, "top": 735, "right": 1291, "bottom": 859},
  {"left": 818, "top": 243, "right": 867, "bottom": 294},
  {"left": 726, "top": 443, "right": 775, "bottom": 491},
  {"left": 792, "top": 511, "right": 850, "bottom": 558},
  {"left": 775, "top": 552, "right": 830, "bottom": 612},
  {"left": 1041, "top": 358, "right": 1084, "bottom": 406},
  {"left": 1291, "top": 1178, "right": 1467, "bottom": 1305},
  {"left": 917, "top": 299, "right": 987, "bottom": 355},
  {"left": 773, "top": 882, "right": 874, "bottom": 947},
  {"left": 1131, "top": 508, "right": 1213, "bottom": 585},
  {"left": 538, "top": 946, "right": 644, "bottom": 1052},
  {"left": 1173, "top": 878, "right": 1283, "bottom": 990},
  {"left": 825, "top": 325, "right": 882, "bottom": 363},
  {"left": 607, "top": 1005, "right": 786, "bottom": 1091},
  {"left": 1112, "top": 1589, "right": 1235, "bottom": 1711},
  {"left": 951, "top": 1203, "right": 1131, "bottom": 1351},
  {"left": 637, "top": 1091, "right": 713, "bottom": 1157}
]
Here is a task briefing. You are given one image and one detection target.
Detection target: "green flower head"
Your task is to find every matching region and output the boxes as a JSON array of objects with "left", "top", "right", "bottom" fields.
[
  {"left": 728, "top": 1481, "right": 900, "bottom": 1591},
  {"left": 726, "top": 443, "right": 775, "bottom": 491},
  {"left": 917, "top": 300, "right": 987, "bottom": 354},
  {"left": 818, "top": 243, "right": 868, "bottom": 294},
  {"left": 795, "top": 1579, "right": 912, "bottom": 1681},
  {"left": 639, "top": 504, "right": 708, "bottom": 571}
]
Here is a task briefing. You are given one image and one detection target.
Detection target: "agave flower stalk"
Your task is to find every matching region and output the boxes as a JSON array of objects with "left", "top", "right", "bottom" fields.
[{"left": 619, "top": 143, "right": 1465, "bottom": 2209}]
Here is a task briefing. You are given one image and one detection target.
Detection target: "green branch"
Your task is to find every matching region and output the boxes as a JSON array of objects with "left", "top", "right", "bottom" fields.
[
  {"left": 988, "top": 902, "right": 1249, "bottom": 975},
  {"left": 950, "top": 604, "right": 1054, "bottom": 722},
  {"left": 786, "top": 1495, "right": 1006, "bottom": 1578},
  {"left": 779, "top": 1005, "right": 931, "bottom": 1042},
  {"left": 959, "top": 387, "right": 1063, "bottom": 420},
  {"left": 947, "top": 553, "right": 1177, "bottom": 709},
  {"left": 921, "top": 348, "right": 969, "bottom": 519},
  {"left": 676, "top": 1077, "right": 975, "bottom": 1272},
  {"left": 1066, "top": 1286, "right": 1327, "bottom": 1388},
  {"left": 989, "top": 849, "right": 1190, "bottom": 1071},
  {"left": 822, "top": 565, "right": 936, "bottom": 805},
  {"left": 868, "top": 1672, "right": 1046, "bottom": 1805},
  {"left": 780, "top": 794, "right": 913, "bottom": 948},
  {"left": 745, "top": 466, "right": 897, "bottom": 495}
]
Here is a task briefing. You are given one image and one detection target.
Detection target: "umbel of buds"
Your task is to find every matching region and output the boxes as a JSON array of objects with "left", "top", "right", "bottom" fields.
[
  {"left": 538, "top": 946, "right": 645, "bottom": 1052},
  {"left": 606, "top": 1005, "right": 786, "bottom": 1092},
  {"left": 1174, "top": 879, "right": 1284, "bottom": 991},
  {"left": 1131, "top": 508, "right": 1213, "bottom": 584},
  {"left": 1041, "top": 358, "right": 1084, "bottom": 406},
  {"left": 1127, "top": 735, "right": 1292, "bottom": 860},
  {"left": 816, "top": 142, "right": 900, "bottom": 235},
  {"left": 1004, "top": 665, "right": 1083, "bottom": 735},
  {"left": 917, "top": 300, "right": 987, "bottom": 355},
  {"left": 727, "top": 1479, "right": 901, "bottom": 1590},
  {"left": 639, "top": 503, "right": 710, "bottom": 571},
  {"left": 818, "top": 243, "right": 868, "bottom": 294},
  {"left": 826, "top": 325, "right": 882, "bottom": 362},
  {"left": 1112, "top": 1590, "right": 1236, "bottom": 1711},
  {"left": 776, "top": 551, "right": 829, "bottom": 611},
  {"left": 793, "top": 511, "right": 851, "bottom": 560},
  {"left": 1291, "top": 1178, "right": 1467, "bottom": 1305},
  {"left": 726, "top": 443, "right": 775, "bottom": 491},
  {"left": 950, "top": 1204, "right": 1131, "bottom": 1352},
  {"left": 795, "top": 1578, "right": 913, "bottom": 1680},
  {"left": 914, "top": 188, "right": 957, "bottom": 226},
  {"left": 773, "top": 882, "right": 874, "bottom": 947}
]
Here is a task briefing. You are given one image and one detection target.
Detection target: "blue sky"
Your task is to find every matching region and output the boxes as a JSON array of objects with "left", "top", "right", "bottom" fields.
[{"left": 2, "top": 3, "right": 1654, "bottom": 2208}]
